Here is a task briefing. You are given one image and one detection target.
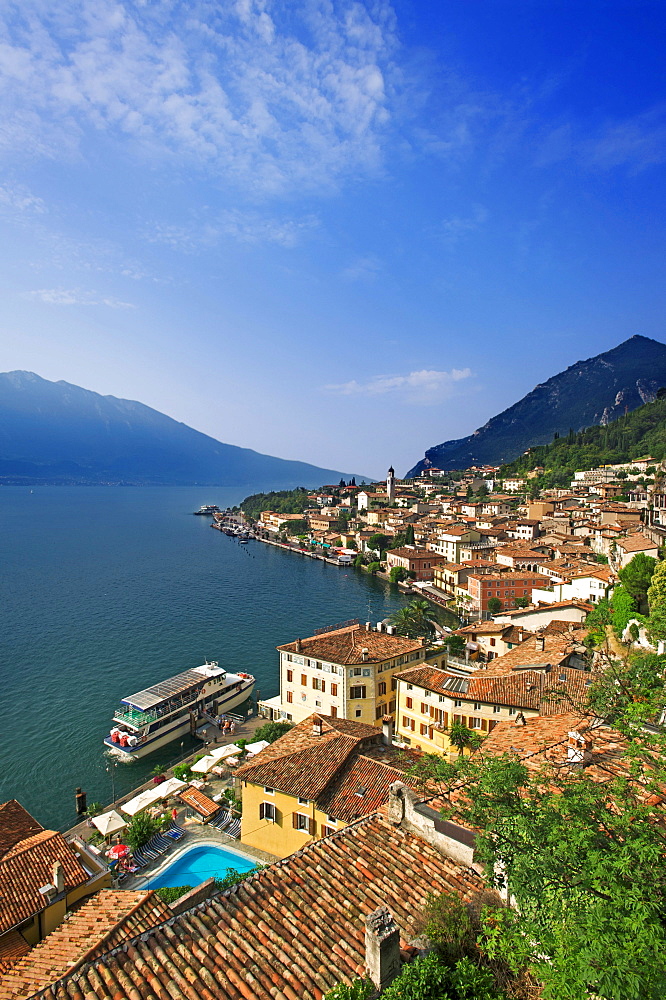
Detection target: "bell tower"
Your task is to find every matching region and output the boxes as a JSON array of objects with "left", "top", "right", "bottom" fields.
[{"left": 387, "top": 465, "right": 395, "bottom": 503}]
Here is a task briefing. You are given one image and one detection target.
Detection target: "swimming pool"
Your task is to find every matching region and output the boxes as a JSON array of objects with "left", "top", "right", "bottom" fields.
[{"left": 143, "top": 842, "right": 258, "bottom": 889}]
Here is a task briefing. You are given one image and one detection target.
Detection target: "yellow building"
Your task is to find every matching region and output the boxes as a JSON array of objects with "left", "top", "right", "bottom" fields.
[
  {"left": 236, "top": 713, "right": 421, "bottom": 858},
  {"left": 395, "top": 637, "right": 590, "bottom": 756},
  {"left": 260, "top": 621, "right": 427, "bottom": 728},
  {"left": 0, "top": 800, "right": 111, "bottom": 952}
]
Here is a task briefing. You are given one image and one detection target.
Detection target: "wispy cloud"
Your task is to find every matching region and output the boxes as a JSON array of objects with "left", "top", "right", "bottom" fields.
[
  {"left": 439, "top": 204, "right": 487, "bottom": 244},
  {"left": 340, "top": 253, "right": 382, "bottom": 281},
  {"left": 0, "top": 0, "right": 400, "bottom": 196},
  {"left": 28, "top": 288, "right": 135, "bottom": 308},
  {"left": 144, "top": 209, "right": 319, "bottom": 251},
  {"left": 0, "top": 181, "right": 47, "bottom": 214},
  {"left": 583, "top": 104, "right": 666, "bottom": 173},
  {"left": 325, "top": 367, "right": 473, "bottom": 404}
]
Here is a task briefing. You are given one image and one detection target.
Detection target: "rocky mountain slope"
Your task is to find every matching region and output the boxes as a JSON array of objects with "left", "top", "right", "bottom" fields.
[
  {"left": 406, "top": 335, "right": 666, "bottom": 476},
  {"left": 0, "top": 372, "right": 361, "bottom": 487}
]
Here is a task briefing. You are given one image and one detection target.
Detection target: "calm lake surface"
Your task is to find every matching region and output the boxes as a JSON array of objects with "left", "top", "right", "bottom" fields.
[{"left": 0, "top": 485, "right": 424, "bottom": 829}]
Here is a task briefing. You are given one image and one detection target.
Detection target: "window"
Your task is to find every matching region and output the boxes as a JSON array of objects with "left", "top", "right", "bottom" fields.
[
  {"left": 490, "top": 638, "right": 496, "bottom": 647},
  {"left": 322, "top": 825, "right": 336, "bottom": 837},
  {"left": 409, "top": 718, "right": 415, "bottom": 731},
  {"left": 493, "top": 704, "right": 501, "bottom": 713},
  {"left": 473, "top": 702, "right": 481, "bottom": 711},
  {"left": 298, "top": 797, "right": 309, "bottom": 805},
  {"left": 375, "top": 704, "right": 385, "bottom": 720},
  {"left": 355, "top": 709, "right": 362, "bottom": 717},
  {"left": 293, "top": 813, "right": 315, "bottom": 834},
  {"left": 330, "top": 706, "right": 338, "bottom": 718},
  {"left": 286, "top": 691, "right": 293, "bottom": 704},
  {"left": 326, "top": 816, "right": 337, "bottom": 825},
  {"left": 454, "top": 699, "right": 462, "bottom": 708},
  {"left": 287, "top": 669, "right": 293, "bottom": 682},
  {"left": 421, "top": 702, "right": 428, "bottom": 714},
  {"left": 420, "top": 723, "right": 429, "bottom": 736},
  {"left": 378, "top": 681, "right": 387, "bottom": 696},
  {"left": 439, "top": 694, "right": 445, "bottom": 703},
  {"left": 331, "top": 683, "right": 338, "bottom": 697},
  {"left": 406, "top": 697, "right": 413, "bottom": 709},
  {"left": 402, "top": 715, "right": 409, "bottom": 728},
  {"left": 301, "top": 674, "right": 307, "bottom": 686},
  {"left": 260, "top": 802, "right": 277, "bottom": 822},
  {"left": 388, "top": 699, "right": 396, "bottom": 713},
  {"left": 312, "top": 678, "right": 325, "bottom": 692},
  {"left": 351, "top": 667, "right": 362, "bottom": 677},
  {"left": 263, "top": 786, "right": 274, "bottom": 794},
  {"left": 472, "top": 717, "right": 482, "bottom": 729},
  {"left": 350, "top": 685, "right": 366, "bottom": 699},
  {"left": 407, "top": 683, "right": 413, "bottom": 690},
  {"left": 391, "top": 678, "right": 397, "bottom": 690},
  {"left": 508, "top": 707, "right": 516, "bottom": 716}
]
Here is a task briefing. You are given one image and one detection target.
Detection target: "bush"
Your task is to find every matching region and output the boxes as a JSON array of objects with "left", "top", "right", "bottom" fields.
[
  {"left": 253, "top": 721, "right": 293, "bottom": 743},
  {"left": 443, "top": 634, "right": 466, "bottom": 658},
  {"left": 173, "top": 763, "right": 193, "bottom": 781},
  {"left": 156, "top": 885, "right": 193, "bottom": 905},
  {"left": 125, "top": 812, "right": 163, "bottom": 851},
  {"left": 610, "top": 585, "right": 638, "bottom": 639},
  {"left": 213, "top": 865, "right": 263, "bottom": 891},
  {"left": 367, "top": 561, "right": 380, "bottom": 575},
  {"left": 389, "top": 566, "right": 408, "bottom": 583}
]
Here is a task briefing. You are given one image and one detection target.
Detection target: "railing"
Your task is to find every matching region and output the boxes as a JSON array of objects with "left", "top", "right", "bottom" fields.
[{"left": 113, "top": 707, "right": 159, "bottom": 727}]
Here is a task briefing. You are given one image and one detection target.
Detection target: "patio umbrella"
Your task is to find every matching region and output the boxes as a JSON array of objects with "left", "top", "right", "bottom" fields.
[
  {"left": 91, "top": 809, "right": 127, "bottom": 838},
  {"left": 245, "top": 740, "right": 270, "bottom": 755},
  {"left": 108, "top": 844, "right": 129, "bottom": 860},
  {"left": 191, "top": 755, "right": 216, "bottom": 774},
  {"left": 209, "top": 743, "right": 241, "bottom": 761}
]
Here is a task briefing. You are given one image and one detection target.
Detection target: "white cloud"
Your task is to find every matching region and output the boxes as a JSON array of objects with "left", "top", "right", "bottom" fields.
[
  {"left": 0, "top": 0, "right": 400, "bottom": 195},
  {"left": 325, "top": 367, "right": 473, "bottom": 404},
  {"left": 340, "top": 253, "right": 382, "bottom": 280},
  {"left": 584, "top": 105, "right": 666, "bottom": 172},
  {"left": 29, "top": 287, "right": 135, "bottom": 307},
  {"left": 144, "top": 209, "right": 319, "bottom": 251},
  {"left": 439, "top": 204, "right": 487, "bottom": 244},
  {"left": 0, "top": 181, "right": 47, "bottom": 213}
]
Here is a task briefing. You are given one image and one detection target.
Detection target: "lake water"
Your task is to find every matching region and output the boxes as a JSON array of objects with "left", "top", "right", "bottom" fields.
[{"left": 0, "top": 486, "right": 422, "bottom": 829}]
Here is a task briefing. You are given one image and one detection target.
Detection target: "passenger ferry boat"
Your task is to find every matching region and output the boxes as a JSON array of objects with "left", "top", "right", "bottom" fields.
[
  {"left": 104, "top": 661, "right": 255, "bottom": 759},
  {"left": 193, "top": 504, "right": 221, "bottom": 515}
]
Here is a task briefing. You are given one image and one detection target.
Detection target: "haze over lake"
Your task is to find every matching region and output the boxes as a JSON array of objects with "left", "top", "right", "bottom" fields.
[{"left": 0, "top": 485, "right": 417, "bottom": 829}]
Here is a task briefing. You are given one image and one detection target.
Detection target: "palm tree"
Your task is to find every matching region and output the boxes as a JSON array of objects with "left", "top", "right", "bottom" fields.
[
  {"left": 447, "top": 721, "right": 483, "bottom": 756},
  {"left": 389, "top": 599, "right": 438, "bottom": 641}
]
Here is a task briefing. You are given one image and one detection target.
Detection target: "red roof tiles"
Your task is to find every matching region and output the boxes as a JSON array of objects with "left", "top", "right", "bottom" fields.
[{"left": 278, "top": 625, "right": 424, "bottom": 664}]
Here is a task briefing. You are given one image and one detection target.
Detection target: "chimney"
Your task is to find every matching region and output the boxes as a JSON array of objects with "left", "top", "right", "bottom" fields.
[
  {"left": 312, "top": 714, "right": 323, "bottom": 736},
  {"left": 361, "top": 648, "right": 369, "bottom": 662},
  {"left": 386, "top": 625, "right": 395, "bottom": 635},
  {"left": 365, "top": 906, "right": 401, "bottom": 991},
  {"left": 567, "top": 730, "right": 592, "bottom": 765},
  {"left": 518, "top": 628, "right": 524, "bottom": 642},
  {"left": 52, "top": 861, "right": 65, "bottom": 894},
  {"left": 535, "top": 635, "right": 545, "bottom": 653},
  {"left": 295, "top": 638, "right": 302, "bottom": 653},
  {"left": 515, "top": 712, "right": 526, "bottom": 727},
  {"left": 376, "top": 622, "right": 384, "bottom": 633},
  {"left": 365, "top": 621, "right": 371, "bottom": 632},
  {"left": 382, "top": 715, "right": 394, "bottom": 746}
]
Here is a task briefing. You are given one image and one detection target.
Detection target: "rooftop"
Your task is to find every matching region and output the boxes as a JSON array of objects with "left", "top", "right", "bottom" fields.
[{"left": 277, "top": 624, "right": 424, "bottom": 665}]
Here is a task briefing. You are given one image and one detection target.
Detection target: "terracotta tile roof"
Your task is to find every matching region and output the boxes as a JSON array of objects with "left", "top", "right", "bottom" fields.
[
  {"left": 277, "top": 624, "right": 424, "bottom": 664},
  {"left": 616, "top": 533, "right": 657, "bottom": 552},
  {"left": 0, "top": 831, "right": 90, "bottom": 935},
  {"left": 495, "top": 599, "right": 592, "bottom": 618},
  {"left": 0, "top": 890, "right": 171, "bottom": 999},
  {"left": 395, "top": 664, "right": 591, "bottom": 713},
  {"left": 482, "top": 631, "right": 584, "bottom": 672},
  {"left": 0, "top": 934, "right": 30, "bottom": 976},
  {"left": 178, "top": 787, "right": 220, "bottom": 819},
  {"left": 42, "top": 814, "right": 488, "bottom": 1000},
  {"left": 0, "top": 802, "right": 43, "bottom": 859},
  {"left": 236, "top": 715, "right": 420, "bottom": 817}
]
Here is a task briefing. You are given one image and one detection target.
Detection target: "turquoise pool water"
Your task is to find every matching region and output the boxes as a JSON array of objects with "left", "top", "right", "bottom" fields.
[{"left": 144, "top": 843, "right": 257, "bottom": 888}]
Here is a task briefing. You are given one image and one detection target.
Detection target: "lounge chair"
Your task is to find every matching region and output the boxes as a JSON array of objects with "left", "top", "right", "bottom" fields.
[{"left": 226, "top": 819, "right": 241, "bottom": 839}]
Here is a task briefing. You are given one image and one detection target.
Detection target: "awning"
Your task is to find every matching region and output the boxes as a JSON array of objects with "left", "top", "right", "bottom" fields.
[
  {"left": 245, "top": 740, "right": 270, "bottom": 755},
  {"left": 91, "top": 809, "right": 126, "bottom": 837},
  {"left": 121, "top": 777, "right": 187, "bottom": 816}
]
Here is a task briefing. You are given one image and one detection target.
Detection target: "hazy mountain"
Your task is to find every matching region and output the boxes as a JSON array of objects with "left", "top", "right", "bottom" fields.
[
  {"left": 406, "top": 335, "right": 666, "bottom": 476},
  {"left": 0, "top": 372, "right": 363, "bottom": 487}
]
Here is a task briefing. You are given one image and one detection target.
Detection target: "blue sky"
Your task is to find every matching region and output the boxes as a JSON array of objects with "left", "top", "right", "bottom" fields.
[{"left": 1, "top": 0, "right": 665, "bottom": 479}]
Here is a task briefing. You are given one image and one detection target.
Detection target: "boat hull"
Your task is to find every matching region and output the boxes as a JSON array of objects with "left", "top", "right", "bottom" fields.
[{"left": 104, "top": 681, "right": 254, "bottom": 760}]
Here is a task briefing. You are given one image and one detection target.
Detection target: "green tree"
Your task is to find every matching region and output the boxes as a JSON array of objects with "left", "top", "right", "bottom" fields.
[
  {"left": 487, "top": 597, "right": 502, "bottom": 615},
  {"left": 382, "top": 953, "right": 503, "bottom": 1000},
  {"left": 404, "top": 523, "right": 416, "bottom": 545},
  {"left": 648, "top": 559, "right": 666, "bottom": 640},
  {"left": 389, "top": 565, "right": 408, "bottom": 583},
  {"left": 353, "top": 553, "right": 366, "bottom": 569},
  {"left": 156, "top": 885, "right": 193, "bottom": 904},
  {"left": 367, "top": 561, "right": 381, "bottom": 575},
  {"left": 618, "top": 552, "right": 657, "bottom": 613},
  {"left": 443, "top": 634, "right": 466, "bottom": 658},
  {"left": 125, "top": 812, "right": 162, "bottom": 851},
  {"left": 447, "top": 721, "right": 483, "bottom": 756},
  {"left": 390, "top": 599, "right": 437, "bottom": 641},
  {"left": 368, "top": 533, "right": 391, "bottom": 554},
  {"left": 454, "top": 735, "right": 666, "bottom": 1000},
  {"left": 279, "top": 518, "right": 309, "bottom": 536},
  {"left": 253, "top": 721, "right": 293, "bottom": 743},
  {"left": 514, "top": 597, "right": 529, "bottom": 608}
]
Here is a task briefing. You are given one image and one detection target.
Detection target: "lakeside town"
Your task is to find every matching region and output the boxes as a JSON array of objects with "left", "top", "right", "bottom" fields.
[{"left": 3, "top": 449, "right": 666, "bottom": 999}]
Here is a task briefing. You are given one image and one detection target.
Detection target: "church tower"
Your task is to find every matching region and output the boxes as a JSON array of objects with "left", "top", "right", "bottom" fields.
[{"left": 387, "top": 465, "right": 395, "bottom": 503}]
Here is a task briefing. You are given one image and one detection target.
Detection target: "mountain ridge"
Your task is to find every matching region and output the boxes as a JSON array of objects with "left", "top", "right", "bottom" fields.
[
  {"left": 0, "top": 371, "right": 364, "bottom": 487},
  {"left": 406, "top": 335, "right": 666, "bottom": 476}
]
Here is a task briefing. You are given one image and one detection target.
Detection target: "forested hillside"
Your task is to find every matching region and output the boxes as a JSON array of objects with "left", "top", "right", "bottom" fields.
[{"left": 500, "top": 392, "right": 666, "bottom": 489}]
